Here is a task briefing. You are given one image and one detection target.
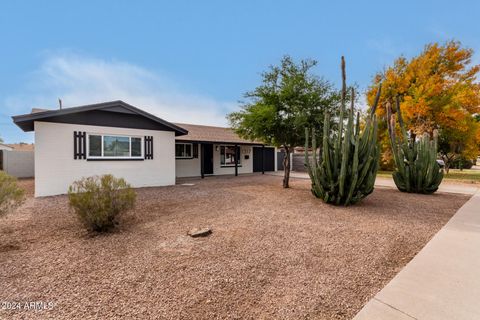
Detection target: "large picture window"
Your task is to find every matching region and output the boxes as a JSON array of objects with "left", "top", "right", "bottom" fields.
[
  {"left": 175, "top": 143, "right": 192, "bottom": 158},
  {"left": 220, "top": 146, "right": 240, "bottom": 167},
  {"left": 87, "top": 134, "right": 143, "bottom": 159}
]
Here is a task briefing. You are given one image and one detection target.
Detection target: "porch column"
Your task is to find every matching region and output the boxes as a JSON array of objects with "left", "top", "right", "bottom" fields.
[
  {"left": 200, "top": 143, "right": 205, "bottom": 179},
  {"left": 262, "top": 145, "right": 265, "bottom": 174},
  {"left": 235, "top": 144, "right": 239, "bottom": 176}
]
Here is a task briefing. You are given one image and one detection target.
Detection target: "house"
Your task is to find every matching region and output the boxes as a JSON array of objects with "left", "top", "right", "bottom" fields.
[
  {"left": 7, "top": 143, "right": 35, "bottom": 151},
  {"left": 12, "top": 100, "right": 276, "bottom": 197},
  {"left": 0, "top": 143, "right": 14, "bottom": 151}
]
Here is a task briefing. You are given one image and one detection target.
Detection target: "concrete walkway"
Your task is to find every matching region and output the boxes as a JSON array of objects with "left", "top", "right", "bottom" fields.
[
  {"left": 266, "top": 171, "right": 479, "bottom": 195},
  {"left": 354, "top": 188, "right": 480, "bottom": 320}
]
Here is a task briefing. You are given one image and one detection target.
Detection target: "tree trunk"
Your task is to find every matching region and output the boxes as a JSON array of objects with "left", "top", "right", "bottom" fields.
[
  {"left": 442, "top": 154, "right": 454, "bottom": 174},
  {"left": 283, "top": 147, "right": 291, "bottom": 188}
]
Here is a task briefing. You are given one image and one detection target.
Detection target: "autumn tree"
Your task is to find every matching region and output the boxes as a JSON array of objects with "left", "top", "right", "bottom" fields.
[
  {"left": 367, "top": 41, "right": 480, "bottom": 172},
  {"left": 228, "top": 56, "right": 341, "bottom": 188}
]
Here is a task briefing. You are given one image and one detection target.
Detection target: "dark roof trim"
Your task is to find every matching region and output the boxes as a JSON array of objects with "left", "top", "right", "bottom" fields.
[
  {"left": 12, "top": 100, "right": 188, "bottom": 136},
  {"left": 175, "top": 139, "right": 265, "bottom": 146}
]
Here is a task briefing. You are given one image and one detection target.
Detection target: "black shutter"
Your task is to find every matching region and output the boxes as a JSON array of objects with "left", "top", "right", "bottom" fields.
[
  {"left": 144, "top": 136, "right": 153, "bottom": 159},
  {"left": 74, "top": 131, "right": 86, "bottom": 159},
  {"left": 192, "top": 143, "right": 198, "bottom": 158}
]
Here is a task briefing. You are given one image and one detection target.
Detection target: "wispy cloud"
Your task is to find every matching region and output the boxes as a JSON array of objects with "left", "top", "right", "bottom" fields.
[{"left": 5, "top": 53, "right": 236, "bottom": 127}]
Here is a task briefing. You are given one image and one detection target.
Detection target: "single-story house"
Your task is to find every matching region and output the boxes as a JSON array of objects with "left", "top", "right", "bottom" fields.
[
  {"left": 5, "top": 143, "right": 35, "bottom": 151},
  {"left": 0, "top": 143, "right": 14, "bottom": 151},
  {"left": 12, "top": 100, "right": 276, "bottom": 197}
]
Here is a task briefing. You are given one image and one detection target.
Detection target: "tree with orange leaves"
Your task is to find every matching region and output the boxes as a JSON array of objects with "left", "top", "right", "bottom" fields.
[{"left": 366, "top": 41, "right": 480, "bottom": 172}]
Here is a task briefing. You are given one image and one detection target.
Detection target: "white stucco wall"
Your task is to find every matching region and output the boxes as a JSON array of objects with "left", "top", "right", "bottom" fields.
[
  {"left": 175, "top": 143, "right": 254, "bottom": 178},
  {"left": 213, "top": 144, "right": 253, "bottom": 175},
  {"left": 175, "top": 143, "right": 201, "bottom": 178},
  {"left": 34, "top": 121, "right": 176, "bottom": 197}
]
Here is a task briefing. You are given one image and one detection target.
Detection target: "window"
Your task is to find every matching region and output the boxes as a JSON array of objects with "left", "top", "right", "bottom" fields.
[
  {"left": 131, "top": 137, "right": 142, "bottom": 156},
  {"left": 175, "top": 143, "right": 193, "bottom": 158},
  {"left": 88, "top": 135, "right": 102, "bottom": 157},
  {"left": 220, "top": 146, "right": 240, "bottom": 166},
  {"left": 87, "top": 134, "right": 143, "bottom": 159}
]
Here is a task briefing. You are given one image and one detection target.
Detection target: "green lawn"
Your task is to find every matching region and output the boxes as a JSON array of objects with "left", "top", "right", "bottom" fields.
[{"left": 378, "top": 168, "right": 480, "bottom": 184}]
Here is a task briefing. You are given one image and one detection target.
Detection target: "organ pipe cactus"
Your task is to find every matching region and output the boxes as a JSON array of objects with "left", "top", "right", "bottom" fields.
[
  {"left": 304, "top": 57, "right": 380, "bottom": 205},
  {"left": 386, "top": 97, "right": 443, "bottom": 194}
]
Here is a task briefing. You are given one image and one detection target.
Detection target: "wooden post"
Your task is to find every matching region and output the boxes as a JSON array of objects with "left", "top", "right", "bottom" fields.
[
  {"left": 235, "top": 144, "right": 239, "bottom": 176},
  {"left": 200, "top": 143, "right": 205, "bottom": 179}
]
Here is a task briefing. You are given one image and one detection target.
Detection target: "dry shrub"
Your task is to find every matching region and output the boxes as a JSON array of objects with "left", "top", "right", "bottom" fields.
[
  {"left": 68, "top": 174, "right": 136, "bottom": 232},
  {"left": 0, "top": 171, "right": 25, "bottom": 217}
]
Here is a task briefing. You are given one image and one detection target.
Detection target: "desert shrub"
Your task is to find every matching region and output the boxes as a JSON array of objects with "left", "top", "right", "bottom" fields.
[
  {"left": 452, "top": 156, "right": 474, "bottom": 170},
  {"left": 0, "top": 171, "right": 25, "bottom": 217},
  {"left": 68, "top": 174, "right": 136, "bottom": 232}
]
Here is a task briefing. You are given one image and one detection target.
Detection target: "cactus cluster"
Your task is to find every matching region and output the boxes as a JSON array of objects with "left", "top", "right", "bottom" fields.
[
  {"left": 386, "top": 98, "right": 443, "bottom": 194},
  {"left": 304, "top": 57, "right": 381, "bottom": 206}
]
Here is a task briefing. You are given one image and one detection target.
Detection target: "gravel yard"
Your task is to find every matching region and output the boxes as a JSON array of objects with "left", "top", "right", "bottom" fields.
[{"left": 0, "top": 175, "right": 469, "bottom": 319}]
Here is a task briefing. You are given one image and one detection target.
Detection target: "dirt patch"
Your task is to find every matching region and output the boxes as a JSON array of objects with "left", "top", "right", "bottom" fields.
[
  {"left": 0, "top": 175, "right": 469, "bottom": 319},
  {"left": 17, "top": 178, "right": 34, "bottom": 197}
]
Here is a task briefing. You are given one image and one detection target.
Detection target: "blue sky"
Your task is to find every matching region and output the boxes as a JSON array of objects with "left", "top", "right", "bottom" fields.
[{"left": 1, "top": 0, "right": 479, "bottom": 143}]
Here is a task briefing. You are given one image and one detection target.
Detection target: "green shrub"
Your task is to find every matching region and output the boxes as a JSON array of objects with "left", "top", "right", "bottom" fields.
[
  {"left": 452, "top": 156, "right": 474, "bottom": 170},
  {"left": 68, "top": 174, "right": 136, "bottom": 232},
  {"left": 0, "top": 171, "right": 25, "bottom": 217}
]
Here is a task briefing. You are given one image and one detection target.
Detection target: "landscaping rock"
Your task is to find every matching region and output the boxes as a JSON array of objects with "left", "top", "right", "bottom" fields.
[{"left": 187, "top": 227, "right": 212, "bottom": 238}]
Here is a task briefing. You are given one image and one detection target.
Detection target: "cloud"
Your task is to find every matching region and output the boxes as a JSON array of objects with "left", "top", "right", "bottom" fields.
[{"left": 5, "top": 53, "right": 236, "bottom": 127}]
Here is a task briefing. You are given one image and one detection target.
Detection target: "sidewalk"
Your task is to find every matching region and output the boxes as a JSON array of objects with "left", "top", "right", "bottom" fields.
[
  {"left": 266, "top": 171, "right": 479, "bottom": 195},
  {"left": 354, "top": 188, "right": 480, "bottom": 319}
]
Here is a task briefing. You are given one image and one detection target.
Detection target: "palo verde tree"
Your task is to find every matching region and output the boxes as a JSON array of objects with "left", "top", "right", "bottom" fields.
[
  {"left": 228, "top": 55, "right": 341, "bottom": 188},
  {"left": 367, "top": 41, "right": 480, "bottom": 172}
]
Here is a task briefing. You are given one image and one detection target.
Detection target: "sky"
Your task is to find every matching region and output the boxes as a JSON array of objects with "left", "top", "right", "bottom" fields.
[{"left": 1, "top": 0, "right": 479, "bottom": 143}]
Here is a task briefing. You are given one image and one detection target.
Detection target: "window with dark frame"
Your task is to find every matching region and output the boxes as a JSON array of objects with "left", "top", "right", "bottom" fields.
[
  {"left": 175, "top": 143, "right": 193, "bottom": 158},
  {"left": 220, "top": 145, "right": 240, "bottom": 167},
  {"left": 87, "top": 134, "right": 143, "bottom": 159}
]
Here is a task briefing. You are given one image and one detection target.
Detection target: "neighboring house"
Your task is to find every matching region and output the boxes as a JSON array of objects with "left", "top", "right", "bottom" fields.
[
  {"left": 12, "top": 100, "right": 275, "bottom": 197},
  {"left": 7, "top": 143, "right": 35, "bottom": 151},
  {"left": 0, "top": 143, "right": 14, "bottom": 151},
  {"left": 0, "top": 143, "right": 35, "bottom": 178}
]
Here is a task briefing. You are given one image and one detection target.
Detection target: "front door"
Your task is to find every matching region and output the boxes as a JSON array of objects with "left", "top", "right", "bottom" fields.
[{"left": 202, "top": 144, "right": 214, "bottom": 175}]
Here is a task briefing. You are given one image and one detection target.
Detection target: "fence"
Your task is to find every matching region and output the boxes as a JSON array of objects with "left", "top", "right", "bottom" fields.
[
  {"left": 0, "top": 150, "right": 34, "bottom": 178},
  {"left": 292, "top": 153, "right": 309, "bottom": 172}
]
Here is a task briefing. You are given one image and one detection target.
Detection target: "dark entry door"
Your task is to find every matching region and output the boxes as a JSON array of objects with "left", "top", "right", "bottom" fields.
[
  {"left": 202, "top": 144, "right": 214, "bottom": 175},
  {"left": 253, "top": 147, "right": 275, "bottom": 172}
]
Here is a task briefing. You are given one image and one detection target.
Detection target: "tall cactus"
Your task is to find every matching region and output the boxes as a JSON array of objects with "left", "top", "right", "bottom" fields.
[
  {"left": 305, "top": 57, "right": 381, "bottom": 206},
  {"left": 386, "top": 97, "right": 443, "bottom": 194}
]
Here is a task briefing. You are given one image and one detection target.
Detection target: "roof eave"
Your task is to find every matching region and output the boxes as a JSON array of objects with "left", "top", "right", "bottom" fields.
[
  {"left": 175, "top": 138, "right": 264, "bottom": 146},
  {"left": 11, "top": 100, "right": 188, "bottom": 135}
]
